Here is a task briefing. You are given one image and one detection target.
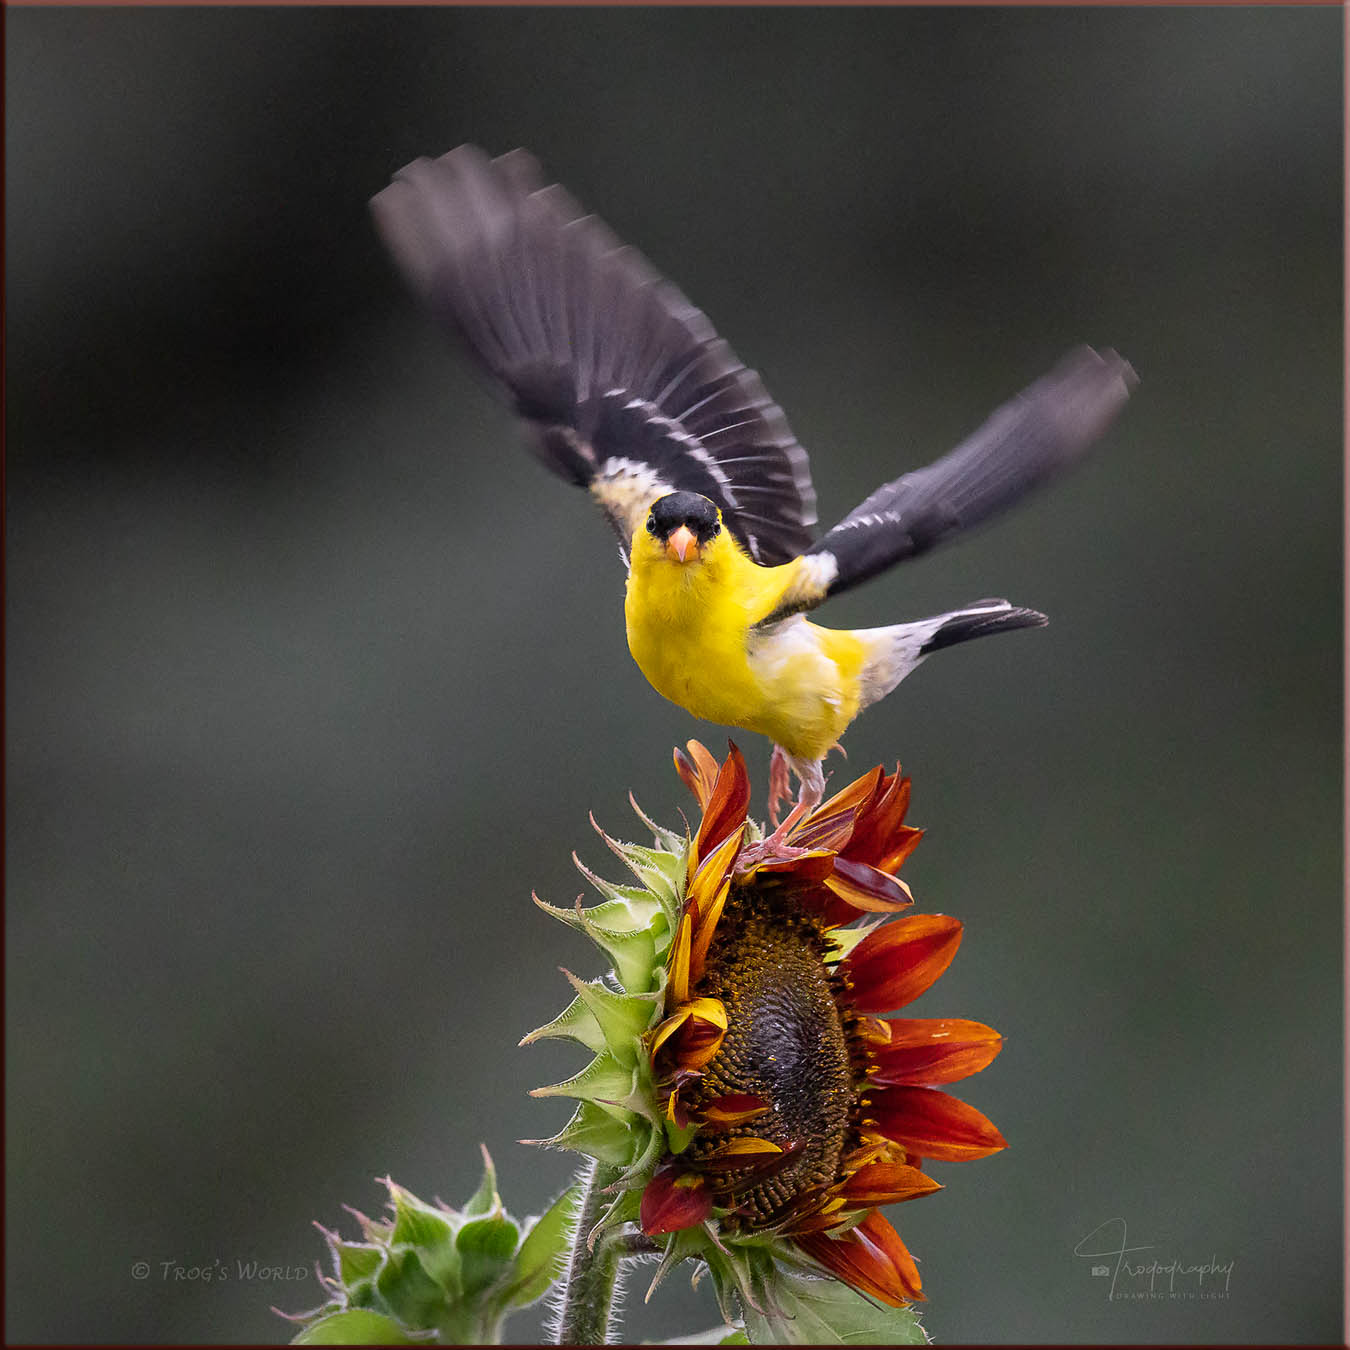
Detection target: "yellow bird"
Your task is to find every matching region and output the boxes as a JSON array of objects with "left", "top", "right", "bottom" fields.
[{"left": 371, "top": 146, "right": 1135, "bottom": 824}]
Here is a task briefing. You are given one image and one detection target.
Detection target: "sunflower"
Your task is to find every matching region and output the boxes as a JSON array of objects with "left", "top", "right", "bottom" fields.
[{"left": 525, "top": 741, "right": 1004, "bottom": 1323}]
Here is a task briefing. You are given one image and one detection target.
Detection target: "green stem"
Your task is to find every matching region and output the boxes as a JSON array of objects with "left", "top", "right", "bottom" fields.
[{"left": 554, "top": 1160, "right": 624, "bottom": 1345}]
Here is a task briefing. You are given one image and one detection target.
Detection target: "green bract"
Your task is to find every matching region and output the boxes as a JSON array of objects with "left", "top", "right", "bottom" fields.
[
  {"left": 289, "top": 1151, "right": 577, "bottom": 1346},
  {"left": 522, "top": 804, "right": 689, "bottom": 1195}
]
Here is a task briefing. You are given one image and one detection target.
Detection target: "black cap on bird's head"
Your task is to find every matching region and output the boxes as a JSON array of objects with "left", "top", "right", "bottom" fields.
[{"left": 645, "top": 491, "right": 722, "bottom": 563}]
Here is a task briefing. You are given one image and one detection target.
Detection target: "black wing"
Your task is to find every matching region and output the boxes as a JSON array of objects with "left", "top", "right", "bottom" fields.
[
  {"left": 370, "top": 145, "right": 817, "bottom": 564},
  {"left": 790, "top": 345, "right": 1137, "bottom": 609}
]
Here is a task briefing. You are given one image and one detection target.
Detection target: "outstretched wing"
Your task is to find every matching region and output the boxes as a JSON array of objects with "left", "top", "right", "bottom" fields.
[
  {"left": 370, "top": 145, "right": 817, "bottom": 564},
  {"left": 760, "top": 345, "right": 1137, "bottom": 623}
]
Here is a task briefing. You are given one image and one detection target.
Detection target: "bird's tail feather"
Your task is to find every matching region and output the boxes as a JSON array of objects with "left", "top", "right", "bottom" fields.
[{"left": 855, "top": 598, "right": 1047, "bottom": 709}]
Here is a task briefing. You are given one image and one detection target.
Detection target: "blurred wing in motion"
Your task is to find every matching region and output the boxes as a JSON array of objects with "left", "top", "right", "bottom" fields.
[
  {"left": 370, "top": 145, "right": 817, "bottom": 563},
  {"left": 763, "top": 346, "right": 1138, "bottom": 622}
]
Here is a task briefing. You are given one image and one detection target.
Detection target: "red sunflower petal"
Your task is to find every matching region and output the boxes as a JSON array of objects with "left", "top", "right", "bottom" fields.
[
  {"left": 841, "top": 913, "right": 963, "bottom": 1013},
  {"left": 823, "top": 856, "right": 915, "bottom": 913},
  {"left": 688, "top": 828, "right": 741, "bottom": 917},
  {"left": 796, "top": 1209, "right": 923, "bottom": 1306},
  {"left": 674, "top": 740, "right": 721, "bottom": 810},
  {"left": 845, "top": 771, "right": 924, "bottom": 874},
  {"left": 672, "top": 1000, "right": 727, "bottom": 1070},
  {"left": 641, "top": 1167, "right": 713, "bottom": 1235},
  {"left": 738, "top": 846, "right": 838, "bottom": 883},
  {"left": 691, "top": 743, "right": 751, "bottom": 872},
  {"left": 869, "top": 1017, "right": 1003, "bottom": 1085},
  {"left": 789, "top": 766, "right": 884, "bottom": 852},
  {"left": 839, "top": 1160, "right": 942, "bottom": 1206},
  {"left": 868, "top": 1085, "right": 1008, "bottom": 1161}
]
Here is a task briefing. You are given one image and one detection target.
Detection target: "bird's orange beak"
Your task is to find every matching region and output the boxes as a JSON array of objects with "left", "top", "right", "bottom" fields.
[{"left": 665, "top": 524, "right": 700, "bottom": 563}]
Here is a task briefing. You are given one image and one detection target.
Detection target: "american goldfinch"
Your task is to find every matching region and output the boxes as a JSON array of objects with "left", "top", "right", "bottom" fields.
[{"left": 371, "top": 146, "right": 1135, "bottom": 823}]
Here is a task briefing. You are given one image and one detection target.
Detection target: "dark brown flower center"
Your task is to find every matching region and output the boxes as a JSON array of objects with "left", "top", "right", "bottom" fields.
[{"left": 687, "top": 889, "right": 857, "bottom": 1228}]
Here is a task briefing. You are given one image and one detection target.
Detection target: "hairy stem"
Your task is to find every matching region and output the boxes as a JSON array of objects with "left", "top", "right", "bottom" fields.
[{"left": 554, "top": 1160, "right": 624, "bottom": 1345}]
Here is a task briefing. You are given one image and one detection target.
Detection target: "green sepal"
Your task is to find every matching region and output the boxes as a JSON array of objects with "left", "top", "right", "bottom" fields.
[
  {"left": 387, "top": 1182, "right": 456, "bottom": 1253},
  {"left": 530, "top": 1050, "right": 641, "bottom": 1117},
  {"left": 628, "top": 793, "right": 688, "bottom": 856},
  {"left": 533, "top": 895, "right": 661, "bottom": 993},
  {"left": 573, "top": 852, "right": 668, "bottom": 912},
  {"left": 527, "top": 1098, "right": 648, "bottom": 1167},
  {"left": 614, "top": 1108, "right": 669, "bottom": 1185},
  {"left": 520, "top": 991, "right": 608, "bottom": 1054},
  {"left": 456, "top": 1211, "right": 520, "bottom": 1298},
  {"left": 462, "top": 1146, "right": 500, "bottom": 1219},
  {"left": 374, "top": 1248, "right": 449, "bottom": 1332},
  {"left": 663, "top": 1113, "right": 698, "bottom": 1156},
  {"left": 604, "top": 836, "right": 685, "bottom": 914},
  {"left": 332, "top": 1240, "right": 382, "bottom": 1287},
  {"left": 521, "top": 976, "right": 659, "bottom": 1061},
  {"left": 291, "top": 1308, "right": 426, "bottom": 1345},
  {"left": 563, "top": 970, "right": 661, "bottom": 1064},
  {"left": 585, "top": 1181, "right": 641, "bottom": 1251}
]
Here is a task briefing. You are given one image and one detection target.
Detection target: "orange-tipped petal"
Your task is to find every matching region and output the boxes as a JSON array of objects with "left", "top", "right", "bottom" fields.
[
  {"left": 823, "top": 857, "right": 914, "bottom": 913},
  {"left": 672, "top": 998, "right": 727, "bottom": 1070},
  {"left": 839, "top": 1161, "right": 942, "bottom": 1206},
  {"left": 688, "top": 828, "right": 741, "bottom": 915},
  {"left": 699, "top": 1093, "right": 771, "bottom": 1126},
  {"left": 668, "top": 912, "right": 693, "bottom": 1004},
  {"left": 868, "top": 1085, "right": 1007, "bottom": 1161},
  {"left": 845, "top": 771, "right": 924, "bottom": 871},
  {"left": 869, "top": 1018, "right": 1003, "bottom": 1085},
  {"left": 689, "top": 877, "right": 729, "bottom": 981},
  {"left": 790, "top": 766, "right": 884, "bottom": 852},
  {"left": 649, "top": 1007, "right": 691, "bottom": 1057},
  {"left": 692, "top": 743, "right": 751, "bottom": 872},
  {"left": 697, "top": 1136, "right": 791, "bottom": 1176},
  {"left": 641, "top": 1167, "right": 713, "bottom": 1235},
  {"left": 796, "top": 1209, "right": 923, "bottom": 1306},
  {"left": 674, "top": 740, "right": 721, "bottom": 811},
  {"left": 842, "top": 913, "right": 963, "bottom": 1013}
]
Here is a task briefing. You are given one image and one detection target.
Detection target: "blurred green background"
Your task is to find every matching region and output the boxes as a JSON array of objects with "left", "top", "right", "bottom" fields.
[{"left": 6, "top": 7, "right": 1342, "bottom": 1344}]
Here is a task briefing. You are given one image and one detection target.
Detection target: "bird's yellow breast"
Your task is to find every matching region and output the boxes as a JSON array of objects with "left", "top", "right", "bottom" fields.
[{"left": 623, "top": 532, "right": 868, "bottom": 760}]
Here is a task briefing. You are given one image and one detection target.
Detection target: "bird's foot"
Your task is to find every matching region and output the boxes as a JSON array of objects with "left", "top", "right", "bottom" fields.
[
  {"left": 767, "top": 745, "right": 793, "bottom": 828},
  {"left": 757, "top": 754, "right": 826, "bottom": 855}
]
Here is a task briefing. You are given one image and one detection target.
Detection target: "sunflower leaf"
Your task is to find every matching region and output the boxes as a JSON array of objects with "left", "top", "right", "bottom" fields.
[
  {"left": 740, "top": 1266, "right": 928, "bottom": 1344},
  {"left": 499, "top": 1183, "right": 580, "bottom": 1308}
]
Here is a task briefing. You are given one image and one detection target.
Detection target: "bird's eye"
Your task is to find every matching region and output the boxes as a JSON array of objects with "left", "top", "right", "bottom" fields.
[
  {"left": 711, "top": 520, "right": 722, "bottom": 537},
  {"left": 646, "top": 516, "right": 658, "bottom": 535}
]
